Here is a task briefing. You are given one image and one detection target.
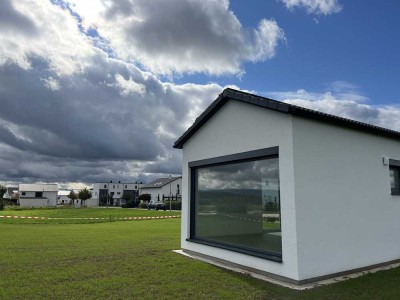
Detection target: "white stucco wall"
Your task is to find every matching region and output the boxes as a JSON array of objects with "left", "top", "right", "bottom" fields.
[
  {"left": 141, "top": 178, "right": 182, "bottom": 201},
  {"left": 181, "top": 100, "right": 299, "bottom": 281},
  {"left": 20, "top": 191, "right": 57, "bottom": 207},
  {"left": 85, "top": 198, "right": 99, "bottom": 207},
  {"left": 292, "top": 116, "right": 400, "bottom": 280},
  {"left": 57, "top": 195, "right": 71, "bottom": 204}
]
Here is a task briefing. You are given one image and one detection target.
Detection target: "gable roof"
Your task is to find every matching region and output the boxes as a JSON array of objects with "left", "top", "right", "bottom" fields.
[
  {"left": 141, "top": 177, "right": 181, "bottom": 189},
  {"left": 173, "top": 88, "right": 400, "bottom": 149}
]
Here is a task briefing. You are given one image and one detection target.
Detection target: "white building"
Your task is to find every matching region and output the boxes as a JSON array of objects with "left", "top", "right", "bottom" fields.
[
  {"left": 57, "top": 190, "right": 72, "bottom": 205},
  {"left": 91, "top": 181, "right": 142, "bottom": 206},
  {"left": 140, "top": 177, "right": 182, "bottom": 202},
  {"left": 173, "top": 88, "right": 400, "bottom": 286},
  {"left": 3, "top": 186, "right": 18, "bottom": 200},
  {"left": 19, "top": 184, "right": 58, "bottom": 208}
]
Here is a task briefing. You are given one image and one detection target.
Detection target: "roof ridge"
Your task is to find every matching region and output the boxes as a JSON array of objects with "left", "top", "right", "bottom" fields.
[{"left": 173, "top": 88, "right": 400, "bottom": 149}]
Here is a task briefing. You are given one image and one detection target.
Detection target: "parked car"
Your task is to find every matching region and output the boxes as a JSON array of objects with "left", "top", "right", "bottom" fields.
[{"left": 147, "top": 200, "right": 167, "bottom": 211}]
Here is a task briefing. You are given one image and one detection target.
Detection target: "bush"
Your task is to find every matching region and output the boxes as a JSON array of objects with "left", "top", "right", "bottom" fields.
[
  {"left": 0, "top": 199, "right": 4, "bottom": 211},
  {"left": 138, "top": 202, "right": 148, "bottom": 209},
  {"left": 169, "top": 201, "right": 181, "bottom": 210}
]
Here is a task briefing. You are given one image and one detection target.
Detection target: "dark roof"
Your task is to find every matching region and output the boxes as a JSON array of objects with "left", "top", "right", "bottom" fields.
[
  {"left": 141, "top": 176, "right": 182, "bottom": 189},
  {"left": 174, "top": 88, "right": 400, "bottom": 149}
]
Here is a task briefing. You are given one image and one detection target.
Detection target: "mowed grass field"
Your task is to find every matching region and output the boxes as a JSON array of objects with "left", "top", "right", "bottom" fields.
[
  {"left": 1, "top": 208, "right": 400, "bottom": 299},
  {"left": 0, "top": 207, "right": 180, "bottom": 224}
]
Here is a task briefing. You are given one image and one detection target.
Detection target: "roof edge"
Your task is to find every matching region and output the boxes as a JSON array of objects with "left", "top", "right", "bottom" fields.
[{"left": 173, "top": 88, "right": 400, "bottom": 149}]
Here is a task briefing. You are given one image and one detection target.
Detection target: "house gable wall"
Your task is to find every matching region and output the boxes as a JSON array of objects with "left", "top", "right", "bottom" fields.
[{"left": 181, "top": 100, "right": 299, "bottom": 280}]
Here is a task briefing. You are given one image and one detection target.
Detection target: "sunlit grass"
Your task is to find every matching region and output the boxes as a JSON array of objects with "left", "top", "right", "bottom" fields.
[{"left": 1, "top": 209, "right": 400, "bottom": 299}]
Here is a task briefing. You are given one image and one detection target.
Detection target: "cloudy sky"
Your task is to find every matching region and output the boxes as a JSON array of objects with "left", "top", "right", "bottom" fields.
[{"left": 0, "top": 0, "right": 399, "bottom": 189}]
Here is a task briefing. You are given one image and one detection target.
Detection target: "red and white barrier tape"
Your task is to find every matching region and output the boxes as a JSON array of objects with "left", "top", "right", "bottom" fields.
[{"left": 0, "top": 215, "right": 180, "bottom": 221}]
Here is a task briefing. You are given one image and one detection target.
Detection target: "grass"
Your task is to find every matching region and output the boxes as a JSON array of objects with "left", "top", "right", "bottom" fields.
[
  {"left": 0, "top": 207, "right": 180, "bottom": 224},
  {"left": 1, "top": 209, "right": 400, "bottom": 299}
]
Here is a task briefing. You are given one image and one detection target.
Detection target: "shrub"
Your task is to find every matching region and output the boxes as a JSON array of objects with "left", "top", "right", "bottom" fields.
[
  {"left": 0, "top": 199, "right": 4, "bottom": 211},
  {"left": 138, "top": 202, "right": 148, "bottom": 209},
  {"left": 169, "top": 201, "right": 181, "bottom": 210}
]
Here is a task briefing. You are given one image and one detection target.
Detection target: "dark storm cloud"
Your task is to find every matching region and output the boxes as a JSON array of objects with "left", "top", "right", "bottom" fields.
[{"left": 0, "top": 47, "right": 222, "bottom": 184}]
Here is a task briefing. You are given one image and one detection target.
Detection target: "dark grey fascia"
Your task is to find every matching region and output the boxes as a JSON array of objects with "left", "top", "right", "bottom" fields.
[
  {"left": 173, "top": 88, "right": 400, "bottom": 149},
  {"left": 188, "top": 147, "right": 279, "bottom": 168}
]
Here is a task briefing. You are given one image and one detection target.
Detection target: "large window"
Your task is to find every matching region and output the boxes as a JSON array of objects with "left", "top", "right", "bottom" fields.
[
  {"left": 189, "top": 147, "right": 282, "bottom": 261},
  {"left": 390, "top": 159, "right": 400, "bottom": 195}
]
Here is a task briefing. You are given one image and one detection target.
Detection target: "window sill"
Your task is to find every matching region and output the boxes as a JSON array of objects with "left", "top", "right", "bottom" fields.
[{"left": 186, "top": 237, "right": 282, "bottom": 263}]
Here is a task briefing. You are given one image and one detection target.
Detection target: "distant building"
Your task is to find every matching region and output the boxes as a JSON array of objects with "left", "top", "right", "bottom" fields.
[
  {"left": 57, "top": 190, "right": 72, "bottom": 205},
  {"left": 140, "top": 177, "right": 182, "bottom": 202},
  {"left": 3, "top": 186, "right": 19, "bottom": 201},
  {"left": 19, "top": 184, "right": 58, "bottom": 208},
  {"left": 91, "top": 181, "right": 142, "bottom": 206}
]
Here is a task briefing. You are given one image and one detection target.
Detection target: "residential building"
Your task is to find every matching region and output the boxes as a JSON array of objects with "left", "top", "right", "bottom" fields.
[
  {"left": 140, "top": 177, "right": 182, "bottom": 202},
  {"left": 3, "top": 186, "right": 18, "bottom": 201},
  {"left": 91, "top": 181, "right": 142, "bottom": 206},
  {"left": 19, "top": 184, "right": 58, "bottom": 207},
  {"left": 174, "top": 88, "right": 400, "bottom": 286},
  {"left": 57, "top": 190, "right": 72, "bottom": 205}
]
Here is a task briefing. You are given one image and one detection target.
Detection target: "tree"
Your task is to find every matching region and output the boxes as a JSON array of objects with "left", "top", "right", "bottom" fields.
[
  {"left": 138, "top": 193, "right": 151, "bottom": 202},
  {"left": 122, "top": 192, "right": 133, "bottom": 202},
  {"left": 78, "top": 188, "right": 92, "bottom": 207},
  {"left": 122, "top": 192, "right": 139, "bottom": 208},
  {"left": 0, "top": 184, "right": 6, "bottom": 210},
  {"left": 0, "top": 184, "right": 6, "bottom": 199},
  {"left": 68, "top": 191, "right": 78, "bottom": 205}
]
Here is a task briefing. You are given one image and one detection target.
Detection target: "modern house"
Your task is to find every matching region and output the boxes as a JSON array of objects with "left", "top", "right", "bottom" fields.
[
  {"left": 173, "top": 88, "right": 400, "bottom": 285},
  {"left": 57, "top": 190, "right": 72, "bottom": 205},
  {"left": 19, "top": 184, "right": 58, "bottom": 208},
  {"left": 3, "top": 186, "right": 18, "bottom": 201},
  {"left": 91, "top": 181, "right": 142, "bottom": 206},
  {"left": 140, "top": 177, "right": 182, "bottom": 202}
]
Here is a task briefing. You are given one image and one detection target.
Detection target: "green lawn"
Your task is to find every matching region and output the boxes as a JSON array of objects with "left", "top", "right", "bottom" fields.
[
  {"left": 1, "top": 209, "right": 400, "bottom": 299},
  {"left": 0, "top": 207, "right": 180, "bottom": 224}
]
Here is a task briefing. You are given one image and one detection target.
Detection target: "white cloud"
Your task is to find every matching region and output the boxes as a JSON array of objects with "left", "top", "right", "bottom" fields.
[
  {"left": 114, "top": 74, "right": 146, "bottom": 96},
  {"left": 280, "top": 0, "right": 342, "bottom": 15},
  {"left": 267, "top": 88, "right": 400, "bottom": 132},
  {"left": 0, "top": 0, "right": 96, "bottom": 76},
  {"left": 0, "top": 0, "right": 229, "bottom": 185},
  {"left": 42, "top": 77, "right": 61, "bottom": 91},
  {"left": 66, "top": 0, "right": 285, "bottom": 76}
]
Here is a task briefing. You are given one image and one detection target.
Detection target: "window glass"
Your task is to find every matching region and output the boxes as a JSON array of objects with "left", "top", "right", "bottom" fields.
[
  {"left": 194, "top": 157, "right": 281, "bottom": 257},
  {"left": 390, "top": 166, "right": 400, "bottom": 195}
]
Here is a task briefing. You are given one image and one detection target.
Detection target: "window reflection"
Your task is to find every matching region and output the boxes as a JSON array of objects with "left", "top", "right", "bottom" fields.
[{"left": 194, "top": 157, "right": 281, "bottom": 257}]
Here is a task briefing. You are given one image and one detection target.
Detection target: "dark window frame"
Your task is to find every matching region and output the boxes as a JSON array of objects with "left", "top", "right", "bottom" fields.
[
  {"left": 35, "top": 192, "right": 43, "bottom": 198},
  {"left": 188, "top": 146, "right": 282, "bottom": 262},
  {"left": 389, "top": 159, "right": 400, "bottom": 196}
]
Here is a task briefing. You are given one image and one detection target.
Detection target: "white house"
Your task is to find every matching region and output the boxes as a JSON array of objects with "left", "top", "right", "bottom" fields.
[
  {"left": 173, "top": 88, "right": 400, "bottom": 286},
  {"left": 140, "top": 177, "right": 182, "bottom": 202},
  {"left": 19, "top": 184, "right": 58, "bottom": 208},
  {"left": 3, "top": 186, "right": 18, "bottom": 201},
  {"left": 57, "top": 190, "right": 72, "bottom": 205},
  {"left": 91, "top": 181, "right": 142, "bottom": 206}
]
